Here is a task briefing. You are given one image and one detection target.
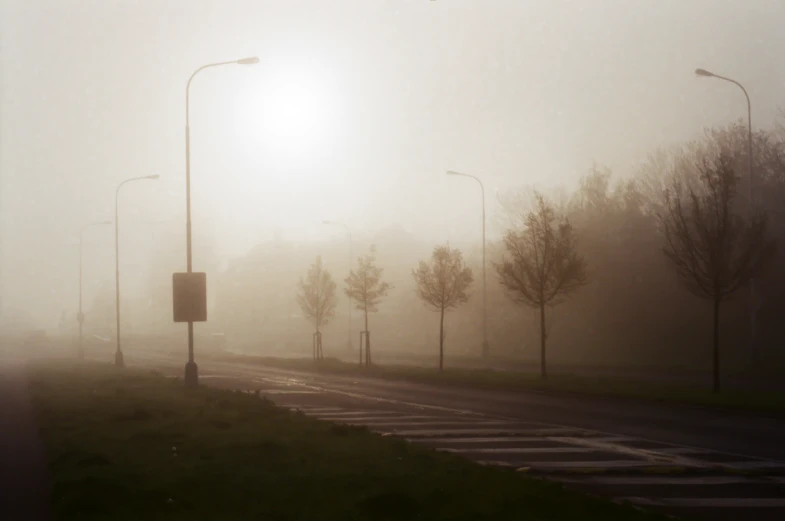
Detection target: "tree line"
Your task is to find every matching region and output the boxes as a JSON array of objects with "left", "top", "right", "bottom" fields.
[{"left": 295, "top": 120, "right": 783, "bottom": 392}]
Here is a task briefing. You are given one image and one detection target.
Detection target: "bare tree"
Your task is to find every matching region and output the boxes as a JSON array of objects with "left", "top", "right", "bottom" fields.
[
  {"left": 660, "top": 152, "right": 776, "bottom": 392},
  {"left": 345, "top": 245, "right": 391, "bottom": 365},
  {"left": 412, "top": 245, "right": 474, "bottom": 371},
  {"left": 296, "top": 256, "right": 337, "bottom": 360},
  {"left": 495, "top": 192, "right": 588, "bottom": 377}
]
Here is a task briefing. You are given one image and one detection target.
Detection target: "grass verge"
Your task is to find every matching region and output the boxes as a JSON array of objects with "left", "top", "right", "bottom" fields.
[
  {"left": 214, "top": 353, "right": 785, "bottom": 415},
  {"left": 28, "top": 363, "right": 668, "bottom": 521}
]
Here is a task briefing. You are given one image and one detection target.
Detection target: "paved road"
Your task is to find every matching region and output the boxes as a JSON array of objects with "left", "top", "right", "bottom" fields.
[{"left": 114, "top": 351, "right": 785, "bottom": 521}]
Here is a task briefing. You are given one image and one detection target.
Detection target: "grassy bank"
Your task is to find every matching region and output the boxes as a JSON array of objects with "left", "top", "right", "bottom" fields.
[
  {"left": 215, "top": 354, "right": 785, "bottom": 415},
  {"left": 29, "top": 363, "right": 666, "bottom": 521}
]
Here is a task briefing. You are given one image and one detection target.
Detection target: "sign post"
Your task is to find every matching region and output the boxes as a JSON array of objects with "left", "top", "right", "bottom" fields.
[
  {"left": 173, "top": 272, "right": 207, "bottom": 387},
  {"left": 173, "top": 272, "right": 207, "bottom": 323}
]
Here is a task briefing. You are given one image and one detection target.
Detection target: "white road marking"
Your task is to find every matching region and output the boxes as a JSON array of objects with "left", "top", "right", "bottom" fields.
[
  {"left": 263, "top": 390, "right": 321, "bottom": 394},
  {"left": 618, "top": 497, "right": 785, "bottom": 508},
  {"left": 657, "top": 447, "right": 712, "bottom": 455},
  {"left": 557, "top": 476, "right": 762, "bottom": 485},
  {"left": 317, "top": 415, "right": 436, "bottom": 422},
  {"left": 310, "top": 410, "right": 402, "bottom": 418},
  {"left": 346, "top": 419, "right": 507, "bottom": 427},
  {"left": 288, "top": 406, "right": 347, "bottom": 413},
  {"left": 476, "top": 460, "right": 516, "bottom": 467},
  {"left": 386, "top": 427, "right": 579, "bottom": 438},
  {"left": 550, "top": 436, "right": 705, "bottom": 467},
  {"left": 414, "top": 436, "right": 630, "bottom": 445},
  {"left": 719, "top": 461, "right": 785, "bottom": 470},
  {"left": 408, "top": 436, "right": 572, "bottom": 444},
  {"left": 518, "top": 460, "right": 665, "bottom": 469},
  {"left": 440, "top": 447, "right": 596, "bottom": 454}
]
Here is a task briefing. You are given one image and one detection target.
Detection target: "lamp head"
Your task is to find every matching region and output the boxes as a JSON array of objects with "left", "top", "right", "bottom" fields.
[
  {"left": 99, "top": 220, "right": 112, "bottom": 225},
  {"left": 145, "top": 174, "right": 160, "bottom": 180},
  {"left": 237, "top": 56, "right": 260, "bottom": 65},
  {"left": 695, "top": 68, "right": 714, "bottom": 78},
  {"left": 322, "top": 220, "right": 332, "bottom": 225}
]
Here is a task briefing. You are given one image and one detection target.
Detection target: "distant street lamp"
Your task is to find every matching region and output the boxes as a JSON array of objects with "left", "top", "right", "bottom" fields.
[
  {"left": 323, "top": 220, "right": 353, "bottom": 353},
  {"left": 78, "top": 220, "right": 111, "bottom": 359},
  {"left": 114, "top": 175, "right": 160, "bottom": 367},
  {"left": 183, "top": 56, "right": 259, "bottom": 387},
  {"left": 446, "top": 170, "right": 489, "bottom": 358},
  {"left": 695, "top": 68, "right": 758, "bottom": 364}
]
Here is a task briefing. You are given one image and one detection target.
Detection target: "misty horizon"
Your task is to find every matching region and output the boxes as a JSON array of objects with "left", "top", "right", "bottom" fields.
[{"left": 2, "top": 0, "right": 785, "bottom": 329}]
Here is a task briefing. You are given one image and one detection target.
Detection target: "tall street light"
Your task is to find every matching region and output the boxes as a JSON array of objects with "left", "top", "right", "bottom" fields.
[
  {"left": 695, "top": 68, "right": 758, "bottom": 364},
  {"left": 184, "top": 56, "right": 259, "bottom": 387},
  {"left": 323, "top": 220, "right": 353, "bottom": 353},
  {"left": 114, "top": 175, "right": 160, "bottom": 367},
  {"left": 446, "top": 170, "right": 489, "bottom": 358},
  {"left": 78, "top": 220, "right": 111, "bottom": 359}
]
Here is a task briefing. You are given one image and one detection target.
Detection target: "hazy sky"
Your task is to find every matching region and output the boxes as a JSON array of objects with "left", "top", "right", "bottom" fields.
[{"left": 2, "top": 0, "right": 785, "bottom": 325}]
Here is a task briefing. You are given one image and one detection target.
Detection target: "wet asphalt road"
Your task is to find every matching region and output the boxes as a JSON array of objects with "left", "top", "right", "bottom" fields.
[{"left": 103, "top": 351, "right": 785, "bottom": 521}]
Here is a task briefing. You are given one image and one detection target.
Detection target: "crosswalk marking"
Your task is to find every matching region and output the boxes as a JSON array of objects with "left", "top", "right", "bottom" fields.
[
  {"left": 656, "top": 447, "right": 712, "bottom": 455},
  {"left": 271, "top": 390, "right": 785, "bottom": 521},
  {"left": 263, "top": 390, "right": 320, "bottom": 394},
  {"left": 273, "top": 400, "right": 785, "bottom": 518},
  {"left": 719, "top": 460, "right": 785, "bottom": 471},
  {"left": 558, "top": 475, "right": 760, "bottom": 485},
  {"left": 415, "top": 436, "right": 630, "bottom": 445},
  {"left": 290, "top": 406, "right": 347, "bottom": 413},
  {"left": 316, "top": 415, "right": 437, "bottom": 422},
  {"left": 389, "top": 427, "right": 579, "bottom": 438},
  {"left": 476, "top": 460, "right": 515, "bottom": 467},
  {"left": 410, "top": 436, "right": 565, "bottom": 444},
  {"left": 517, "top": 460, "right": 664, "bottom": 469},
  {"left": 309, "top": 410, "right": 399, "bottom": 416},
  {"left": 440, "top": 447, "right": 596, "bottom": 454},
  {"left": 618, "top": 497, "right": 785, "bottom": 508},
  {"left": 312, "top": 411, "right": 410, "bottom": 418},
  {"left": 549, "top": 436, "right": 705, "bottom": 467},
  {"left": 347, "top": 419, "right": 505, "bottom": 427}
]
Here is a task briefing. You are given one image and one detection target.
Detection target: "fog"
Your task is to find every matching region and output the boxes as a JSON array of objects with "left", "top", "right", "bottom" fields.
[{"left": 2, "top": 0, "right": 785, "bottom": 369}]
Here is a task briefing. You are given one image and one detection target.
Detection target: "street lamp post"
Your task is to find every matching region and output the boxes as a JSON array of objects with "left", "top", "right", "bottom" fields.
[
  {"left": 695, "top": 68, "right": 758, "bottom": 365},
  {"left": 114, "top": 175, "right": 160, "bottom": 367},
  {"left": 78, "top": 220, "right": 111, "bottom": 359},
  {"left": 184, "top": 56, "right": 259, "bottom": 387},
  {"left": 323, "top": 220, "right": 353, "bottom": 353},
  {"left": 446, "top": 170, "right": 489, "bottom": 358}
]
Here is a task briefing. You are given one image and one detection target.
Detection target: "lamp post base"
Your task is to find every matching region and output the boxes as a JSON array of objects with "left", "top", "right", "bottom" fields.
[
  {"left": 481, "top": 341, "right": 490, "bottom": 358},
  {"left": 114, "top": 350, "right": 125, "bottom": 368},
  {"left": 77, "top": 346, "right": 84, "bottom": 361},
  {"left": 184, "top": 361, "right": 199, "bottom": 388}
]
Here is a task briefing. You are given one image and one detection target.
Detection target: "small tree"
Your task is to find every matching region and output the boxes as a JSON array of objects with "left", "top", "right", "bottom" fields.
[
  {"left": 345, "top": 245, "right": 391, "bottom": 366},
  {"left": 412, "top": 245, "right": 474, "bottom": 371},
  {"left": 660, "top": 152, "right": 775, "bottom": 393},
  {"left": 296, "top": 256, "right": 337, "bottom": 360},
  {"left": 495, "top": 192, "right": 588, "bottom": 378}
]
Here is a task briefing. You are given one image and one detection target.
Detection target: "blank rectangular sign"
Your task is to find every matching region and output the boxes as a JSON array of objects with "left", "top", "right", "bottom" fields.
[{"left": 172, "top": 272, "right": 207, "bottom": 322}]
